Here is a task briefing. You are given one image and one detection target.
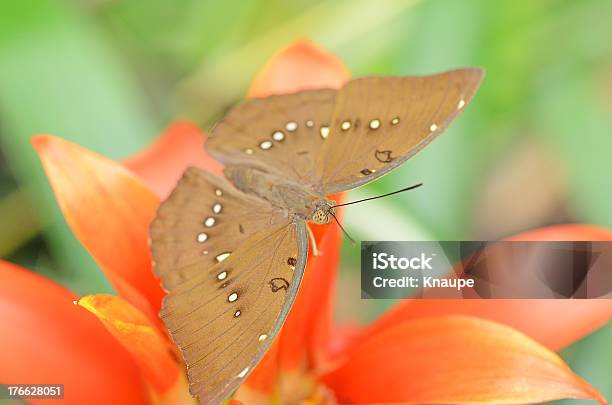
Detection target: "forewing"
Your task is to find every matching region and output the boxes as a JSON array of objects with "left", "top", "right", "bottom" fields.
[
  {"left": 206, "top": 89, "right": 337, "bottom": 185},
  {"left": 315, "top": 68, "right": 484, "bottom": 193},
  {"left": 151, "top": 167, "right": 286, "bottom": 290},
  {"left": 160, "top": 221, "right": 308, "bottom": 403}
]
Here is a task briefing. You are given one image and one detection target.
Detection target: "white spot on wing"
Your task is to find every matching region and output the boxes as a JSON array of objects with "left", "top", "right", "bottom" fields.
[
  {"left": 369, "top": 119, "right": 381, "bottom": 129},
  {"left": 258, "top": 334, "right": 268, "bottom": 342},
  {"left": 272, "top": 131, "right": 285, "bottom": 141},
  {"left": 238, "top": 367, "right": 249, "bottom": 378},
  {"left": 457, "top": 99, "right": 466, "bottom": 110},
  {"left": 216, "top": 252, "right": 231, "bottom": 262},
  {"left": 228, "top": 292, "right": 238, "bottom": 302},
  {"left": 196, "top": 233, "right": 208, "bottom": 243},
  {"left": 320, "top": 126, "right": 330, "bottom": 139},
  {"left": 259, "top": 140, "right": 273, "bottom": 150},
  {"left": 341, "top": 120, "right": 351, "bottom": 131},
  {"left": 217, "top": 271, "right": 227, "bottom": 280},
  {"left": 204, "top": 217, "right": 216, "bottom": 227},
  {"left": 212, "top": 203, "right": 222, "bottom": 214},
  {"left": 430, "top": 124, "right": 438, "bottom": 132},
  {"left": 285, "top": 121, "right": 298, "bottom": 132}
]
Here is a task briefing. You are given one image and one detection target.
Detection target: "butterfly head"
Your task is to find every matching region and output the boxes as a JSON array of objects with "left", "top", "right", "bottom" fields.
[{"left": 310, "top": 199, "right": 336, "bottom": 225}]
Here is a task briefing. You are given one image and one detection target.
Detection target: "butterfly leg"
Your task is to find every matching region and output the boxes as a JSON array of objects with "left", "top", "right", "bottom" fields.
[{"left": 306, "top": 224, "right": 320, "bottom": 256}]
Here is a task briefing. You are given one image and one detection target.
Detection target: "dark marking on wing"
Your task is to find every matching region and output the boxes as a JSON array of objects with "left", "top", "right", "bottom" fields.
[
  {"left": 269, "top": 277, "right": 290, "bottom": 292},
  {"left": 239, "top": 224, "right": 245, "bottom": 234},
  {"left": 375, "top": 149, "right": 395, "bottom": 163},
  {"left": 297, "top": 151, "right": 309, "bottom": 155},
  {"left": 287, "top": 257, "right": 297, "bottom": 268},
  {"left": 360, "top": 168, "right": 373, "bottom": 175}
]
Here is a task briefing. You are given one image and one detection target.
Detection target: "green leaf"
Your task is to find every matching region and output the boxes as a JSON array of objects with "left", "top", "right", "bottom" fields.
[
  {"left": 178, "top": 0, "right": 422, "bottom": 120},
  {"left": 535, "top": 66, "right": 612, "bottom": 227},
  {"left": 557, "top": 322, "right": 612, "bottom": 405},
  {"left": 0, "top": 0, "right": 158, "bottom": 293}
]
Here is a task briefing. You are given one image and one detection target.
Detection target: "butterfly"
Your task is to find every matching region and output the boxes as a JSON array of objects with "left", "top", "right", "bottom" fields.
[{"left": 150, "top": 68, "right": 484, "bottom": 403}]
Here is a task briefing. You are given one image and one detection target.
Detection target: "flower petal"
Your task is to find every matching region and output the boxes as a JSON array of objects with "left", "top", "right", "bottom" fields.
[
  {"left": 77, "top": 294, "right": 188, "bottom": 402},
  {"left": 0, "top": 261, "right": 150, "bottom": 404},
  {"left": 32, "top": 135, "right": 164, "bottom": 316},
  {"left": 247, "top": 40, "right": 349, "bottom": 98},
  {"left": 507, "top": 224, "right": 612, "bottom": 241},
  {"left": 364, "top": 224, "right": 612, "bottom": 351},
  {"left": 124, "top": 121, "right": 223, "bottom": 199},
  {"left": 237, "top": 337, "right": 282, "bottom": 402},
  {"left": 322, "top": 316, "right": 607, "bottom": 405}
]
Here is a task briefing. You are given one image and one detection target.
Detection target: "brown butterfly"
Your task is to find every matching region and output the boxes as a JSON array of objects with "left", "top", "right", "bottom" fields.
[{"left": 150, "top": 68, "right": 484, "bottom": 403}]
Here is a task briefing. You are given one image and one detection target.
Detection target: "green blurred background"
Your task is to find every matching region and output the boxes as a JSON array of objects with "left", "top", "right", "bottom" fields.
[{"left": 0, "top": 0, "right": 610, "bottom": 402}]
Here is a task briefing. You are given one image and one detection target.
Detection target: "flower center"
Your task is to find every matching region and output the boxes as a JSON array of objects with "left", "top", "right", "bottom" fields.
[
  {"left": 234, "top": 371, "right": 337, "bottom": 405},
  {"left": 278, "top": 372, "right": 337, "bottom": 405}
]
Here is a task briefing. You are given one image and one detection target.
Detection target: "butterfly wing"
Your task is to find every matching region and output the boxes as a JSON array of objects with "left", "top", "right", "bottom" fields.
[
  {"left": 160, "top": 222, "right": 307, "bottom": 403},
  {"left": 315, "top": 68, "right": 484, "bottom": 193},
  {"left": 205, "top": 68, "right": 483, "bottom": 194},
  {"left": 151, "top": 167, "right": 308, "bottom": 402},
  {"left": 206, "top": 88, "right": 337, "bottom": 186},
  {"left": 151, "top": 167, "right": 288, "bottom": 290}
]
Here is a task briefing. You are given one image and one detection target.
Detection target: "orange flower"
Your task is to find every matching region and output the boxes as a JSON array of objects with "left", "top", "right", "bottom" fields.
[{"left": 0, "top": 40, "right": 608, "bottom": 405}]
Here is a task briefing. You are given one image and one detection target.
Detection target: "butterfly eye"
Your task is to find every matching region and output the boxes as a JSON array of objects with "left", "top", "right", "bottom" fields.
[{"left": 312, "top": 209, "right": 329, "bottom": 224}]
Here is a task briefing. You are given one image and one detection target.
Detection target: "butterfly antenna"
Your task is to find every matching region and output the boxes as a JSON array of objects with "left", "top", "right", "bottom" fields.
[
  {"left": 330, "top": 183, "right": 424, "bottom": 208},
  {"left": 328, "top": 210, "right": 356, "bottom": 246}
]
